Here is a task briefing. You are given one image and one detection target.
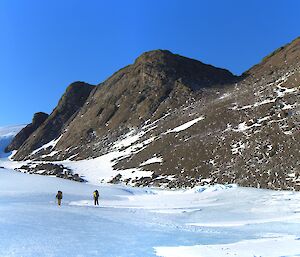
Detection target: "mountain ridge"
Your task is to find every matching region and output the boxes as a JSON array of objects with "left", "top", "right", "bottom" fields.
[
  {"left": 8, "top": 37, "right": 300, "bottom": 190},
  {"left": 12, "top": 82, "right": 95, "bottom": 160},
  {"left": 12, "top": 49, "right": 237, "bottom": 161}
]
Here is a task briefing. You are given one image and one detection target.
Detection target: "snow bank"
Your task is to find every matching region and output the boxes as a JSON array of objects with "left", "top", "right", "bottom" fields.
[{"left": 188, "top": 184, "right": 237, "bottom": 193}]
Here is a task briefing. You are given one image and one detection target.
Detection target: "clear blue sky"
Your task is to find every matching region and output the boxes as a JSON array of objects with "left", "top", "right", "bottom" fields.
[{"left": 0, "top": 0, "right": 299, "bottom": 126}]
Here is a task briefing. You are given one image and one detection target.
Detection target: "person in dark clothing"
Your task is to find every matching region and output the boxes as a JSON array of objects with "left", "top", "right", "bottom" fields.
[
  {"left": 56, "top": 190, "right": 63, "bottom": 206},
  {"left": 93, "top": 190, "right": 99, "bottom": 206}
]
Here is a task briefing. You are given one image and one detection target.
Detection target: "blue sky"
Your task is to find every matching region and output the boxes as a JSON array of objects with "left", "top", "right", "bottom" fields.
[{"left": 0, "top": 0, "right": 299, "bottom": 126}]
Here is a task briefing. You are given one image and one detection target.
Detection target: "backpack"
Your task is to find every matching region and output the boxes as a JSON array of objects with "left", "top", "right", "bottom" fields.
[
  {"left": 94, "top": 190, "right": 99, "bottom": 198},
  {"left": 57, "top": 191, "right": 63, "bottom": 199}
]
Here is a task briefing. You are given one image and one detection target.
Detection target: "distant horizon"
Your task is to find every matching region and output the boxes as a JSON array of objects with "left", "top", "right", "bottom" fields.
[{"left": 1, "top": 0, "right": 299, "bottom": 126}]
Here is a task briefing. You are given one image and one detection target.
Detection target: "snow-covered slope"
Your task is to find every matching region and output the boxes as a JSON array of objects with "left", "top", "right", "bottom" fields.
[
  {"left": 1, "top": 166, "right": 300, "bottom": 257},
  {"left": 0, "top": 125, "right": 25, "bottom": 158}
]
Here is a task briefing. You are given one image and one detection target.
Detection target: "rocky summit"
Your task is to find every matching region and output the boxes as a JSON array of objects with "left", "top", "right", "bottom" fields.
[{"left": 9, "top": 38, "right": 300, "bottom": 190}]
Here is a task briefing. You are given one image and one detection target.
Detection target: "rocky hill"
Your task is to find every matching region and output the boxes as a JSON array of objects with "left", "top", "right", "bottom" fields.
[
  {"left": 9, "top": 38, "right": 300, "bottom": 190},
  {"left": 13, "top": 50, "right": 236, "bottom": 161}
]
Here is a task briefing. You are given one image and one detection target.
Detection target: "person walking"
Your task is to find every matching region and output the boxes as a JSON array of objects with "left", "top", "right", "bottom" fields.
[
  {"left": 56, "top": 190, "right": 63, "bottom": 206},
  {"left": 93, "top": 190, "right": 99, "bottom": 206}
]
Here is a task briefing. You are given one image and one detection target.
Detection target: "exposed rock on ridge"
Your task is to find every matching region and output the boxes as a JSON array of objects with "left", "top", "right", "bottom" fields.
[
  {"left": 49, "top": 50, "right": 237, "bottom": 160},
  {"left": 5, "top": 112, "right": 49, "bottom": 153},
  {"left": 13, "top": 82, "right": 95, "bottom": 160}
]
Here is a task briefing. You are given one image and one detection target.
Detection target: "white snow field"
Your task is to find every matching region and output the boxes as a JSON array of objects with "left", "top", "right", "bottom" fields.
[
  {"left": 2, "top": 127, "right": 300, "bottom": 256},
  {"left": 2, "top": 169, "right": 300, "bottom": 257}
]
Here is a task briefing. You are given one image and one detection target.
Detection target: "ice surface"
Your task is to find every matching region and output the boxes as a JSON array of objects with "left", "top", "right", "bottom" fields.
[{"left": 1, "top": 165, "right": 300, "bottom": 256}]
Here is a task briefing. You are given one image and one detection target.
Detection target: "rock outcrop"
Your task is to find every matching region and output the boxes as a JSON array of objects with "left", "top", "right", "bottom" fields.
[
  {"left": 13, "top": 82, "right": 95, "bottom": 160},
  {"left": 5, "top": 112, "right": 49, "bottom": 152}
]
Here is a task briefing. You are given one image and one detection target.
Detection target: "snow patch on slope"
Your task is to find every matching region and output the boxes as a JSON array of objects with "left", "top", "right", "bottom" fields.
[
  {"left": 31, "top": 135, "right": 63, "bottom": 155},
  {"left": 140, "top": 157, "right": 163, "bottom": 166},
  {"left": 166, "top": 116, "right": 204, "bottom": 134},
  {"left": 60, "top": 131, "right": 156, "bottom": 184},
  {"left": 113, "top": 129, "right": 144, "bottom": 150}
]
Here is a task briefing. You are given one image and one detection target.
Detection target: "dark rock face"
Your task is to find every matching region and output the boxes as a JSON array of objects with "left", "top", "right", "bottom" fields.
[
  {"left": 46, "top": 50, "right": 237, "bottom": 160},
  {"left": 111, "top": 38, "right": 300, "bottom": 190},
  {"left": 133, "top": 50, "right": 236, "bottom": 91},
  {"left": 13, "top": 82, "right": 95, "bottom": 160},
  {"left": 5, "top": 112, "right": 49, "bottom": 153},
  {"left": 16, "top": 163, "right": 85, "bottom": 182}
]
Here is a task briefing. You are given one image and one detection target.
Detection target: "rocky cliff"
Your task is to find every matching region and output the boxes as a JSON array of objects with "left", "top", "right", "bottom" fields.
[{"left": 13, "top": 82, "right": 95, "bottom": 160}]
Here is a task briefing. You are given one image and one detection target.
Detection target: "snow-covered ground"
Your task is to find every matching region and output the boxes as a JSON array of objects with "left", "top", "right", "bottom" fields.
[
  {"left": 1, "top": 167, "right": 300, "bottom": 257},
  {"left": 2, "top": 126, "right": 300, "bottom": 256}
]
